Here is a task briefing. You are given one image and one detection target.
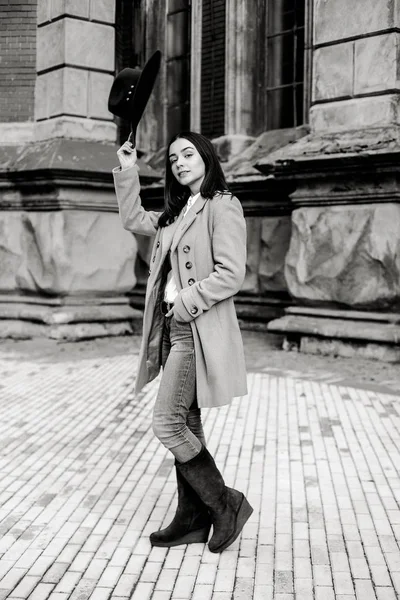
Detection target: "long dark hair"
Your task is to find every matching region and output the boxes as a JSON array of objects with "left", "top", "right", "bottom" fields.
[{"left": 158, "top": 131, "right": 230, "bottom": 227}]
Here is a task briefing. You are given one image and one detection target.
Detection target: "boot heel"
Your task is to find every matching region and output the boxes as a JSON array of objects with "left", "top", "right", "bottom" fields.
[
  {"left": 237, "top": 496, "right": 253, "bottom": 528},
  {"left": 181, "top": 525, "right": 211, "bottom": 545},
  {"left": 209, "top": 494, "right": 253, "bottom": 553}
]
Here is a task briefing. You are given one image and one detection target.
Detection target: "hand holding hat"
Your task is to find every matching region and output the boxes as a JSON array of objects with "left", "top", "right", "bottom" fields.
[
  {"left": 116, "top": 140, "right": 137, "bottom": 171},
  {"left": 108, "top": 50, "right": 162, "bottom": 149}
]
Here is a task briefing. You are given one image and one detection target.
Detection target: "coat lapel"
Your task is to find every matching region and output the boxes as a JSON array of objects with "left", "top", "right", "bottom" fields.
[
  {"left": 161, "top": 209, "right": 185, "bottom": 254},
  {"left": 170, "top": 195, "right": 208, "bottom": 254}
]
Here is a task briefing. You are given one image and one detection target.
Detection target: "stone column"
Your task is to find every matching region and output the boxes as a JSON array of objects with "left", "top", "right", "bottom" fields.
[
  {"left": 225, "top": 0, "right": 268, "bottom": 137},
  {"left": 257, "top": 0, "right": 400, "bottom": 361},
  {"left": 35, "top": 0, "right": 116, "bottom": 142}
]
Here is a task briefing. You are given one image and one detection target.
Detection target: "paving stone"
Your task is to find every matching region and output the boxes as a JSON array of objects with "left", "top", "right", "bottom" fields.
[{"left": 0, "top": 340, "right": 400, "bottom": 599}]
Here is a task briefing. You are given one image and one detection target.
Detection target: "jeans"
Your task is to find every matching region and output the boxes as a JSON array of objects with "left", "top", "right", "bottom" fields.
[{"left": 152, "top": 314, "right": 205, "bottom": 463}]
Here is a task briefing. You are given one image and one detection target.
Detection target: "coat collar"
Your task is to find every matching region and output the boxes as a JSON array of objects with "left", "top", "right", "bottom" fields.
[{"left": 170, "top": 194, "right": 208, "bottom": 254}]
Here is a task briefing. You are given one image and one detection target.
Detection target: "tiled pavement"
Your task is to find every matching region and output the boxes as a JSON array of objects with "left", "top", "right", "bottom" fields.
[{"left": 0, "top": 343, "right": 400, "bottom": 599}]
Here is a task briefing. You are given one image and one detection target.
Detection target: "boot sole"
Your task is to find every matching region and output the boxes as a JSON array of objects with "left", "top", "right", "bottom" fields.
[
  {"left": 209, "top": 495, "right": 253, "bottom": 553},
  {"left": 150, "top": 526, "right": 210, "bottom": 548}
]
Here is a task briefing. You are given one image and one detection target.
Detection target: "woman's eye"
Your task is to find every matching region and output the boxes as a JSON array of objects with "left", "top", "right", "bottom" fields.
[{"left": 185, "top": 154, "right": 193, "bottom": 159}]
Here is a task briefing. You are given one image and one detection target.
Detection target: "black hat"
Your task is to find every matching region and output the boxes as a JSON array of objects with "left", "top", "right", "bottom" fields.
[{"left": 108, "top": 50, "right": 162, "bottom": 145}]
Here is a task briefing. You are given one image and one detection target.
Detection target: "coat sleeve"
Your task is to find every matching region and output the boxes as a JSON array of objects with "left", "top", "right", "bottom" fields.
[
  {"left": 113, "top": 164, "right": 160, "bottom": 236},
  {"left": 173, "top": 195, "right": 247, "bottom": 322}
]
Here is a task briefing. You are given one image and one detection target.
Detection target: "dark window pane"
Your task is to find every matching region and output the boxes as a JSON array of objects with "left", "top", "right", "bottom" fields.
[
  {"left": 168, "top": 103, "right": 190, "bottom": 139},
  {"left": 268, "top": 33, "right": 295, "bottom": 87},
  {"left": 295, "top": 0, "right": 305, "bottom": 22},
  {"left": 267, "top": 85, "right": 300, "bottom": 130},
  {"left": 296, "top": 82, "right": 304, "bottom": 125},
  {"left": 167, "top": 12, "right": 189, "bottom": 59},
  {"left": 269, "top": 2, "right": 295, "bottom": 33},
  {"left": 168, "top": 0, "right": 188, "bottom": 13},
  {"left": 295, "top": 29, "right": 305, "bottom": 82},
  {"left": 167, "top": 58, "right": 190, "bottom": 106}
]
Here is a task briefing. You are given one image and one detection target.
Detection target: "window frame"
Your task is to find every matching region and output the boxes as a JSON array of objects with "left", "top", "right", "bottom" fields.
[{"left": 265, "top": 0, "right": 313, "bottom": 131}]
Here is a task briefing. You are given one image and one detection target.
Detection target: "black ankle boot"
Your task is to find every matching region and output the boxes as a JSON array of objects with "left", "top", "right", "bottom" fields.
[
  {"left": 150, "top": 463, "right": 211, "bottom": 547},
  {"left": 176, "top": 446, "right": 253, "bottom": 553}
]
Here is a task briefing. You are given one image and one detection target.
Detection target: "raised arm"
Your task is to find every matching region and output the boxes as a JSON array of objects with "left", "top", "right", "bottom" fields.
[{"left": 113, "top": 164, "right": 160, "bottom": 236}]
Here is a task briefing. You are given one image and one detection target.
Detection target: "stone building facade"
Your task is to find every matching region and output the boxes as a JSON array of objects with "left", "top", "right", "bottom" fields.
[{"left": 0, "top": 0, "right": 399, "bottom": 361}]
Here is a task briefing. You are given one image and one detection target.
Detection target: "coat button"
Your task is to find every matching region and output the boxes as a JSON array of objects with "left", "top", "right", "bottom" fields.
[
  {"left": 185, "top": 261, "right": 192, "bottom": 269},
  {"left": 156, "top": 241, "right": 160, "bottom": 248},
  {"left": 152, "top": 256, "right": 155, "bottom": 262},
  {"left": 188, "top": 278, "right": 195, "bottom": 286},
  {"left": 190, "top": 306, "right": 198, "bottom": 315},
  {"left": 148, "top": 269, "right": 151, "bottom": 275},
  {"left": 183, "top": 245, "right": 190, "bottom": 253}
]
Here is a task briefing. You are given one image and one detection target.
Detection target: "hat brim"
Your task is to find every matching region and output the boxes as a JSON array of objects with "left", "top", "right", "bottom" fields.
[
  {"left": 129, "top": 50, "right": 161, "bottom": 130},
  {"left": 108, "top": 51, "right": 162, "bottom": 133}
]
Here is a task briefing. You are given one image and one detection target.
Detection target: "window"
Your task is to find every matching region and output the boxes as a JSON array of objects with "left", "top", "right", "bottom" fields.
[
  {"left": 266, "top": 0, "right": 307, "bottom": 130},
  {"left": 166, "top": 0, "right": 191, "bottom": 141},
  {"left": 201, "top": 0, "right": 226, "bottom": 138}
]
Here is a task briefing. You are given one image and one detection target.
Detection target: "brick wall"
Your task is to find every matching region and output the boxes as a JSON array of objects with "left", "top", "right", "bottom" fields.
[{"left": 0, "top": 0, "right": 37, "bottom": 123}]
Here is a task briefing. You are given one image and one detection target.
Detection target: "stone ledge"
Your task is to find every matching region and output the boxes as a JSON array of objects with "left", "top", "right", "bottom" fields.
[
  {"left": 0, "top": 319, "right": 141, "bottom": 341},
  {"left": 299, "top": 336, "right": 400, "bottom": 363},
  {"left": 0, "top": 296, "right": 144, "bottom": 340},
  {"left": 268, "top": 311, "right": 400, "bottom": 363},
  {"left": 268, "top": 313, "right": 400, "bottom": 344},
  {"left": 256, "top": 125, "right": 400, "bottom": 172},
  {"left": 0, "top": 138, "right": 161, "bottom": 184},
  {"left": 0, "top": 302, "right": 143, "bottom": 326}
]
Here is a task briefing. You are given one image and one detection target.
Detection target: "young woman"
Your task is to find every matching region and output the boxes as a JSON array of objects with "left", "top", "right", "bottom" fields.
[{"left": 113, "top": 131, "right": 253, "bottom": 553}]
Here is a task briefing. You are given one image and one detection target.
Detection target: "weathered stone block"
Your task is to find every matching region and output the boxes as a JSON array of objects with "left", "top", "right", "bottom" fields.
[
  {"left": 242, "top": 217, "right": 261, "bottom": 294},
  {"left": 313, "top": 43, "right": 354, "bottom": 101},
  {"left": 355, "top": 33, "right": 400, "bottom": 95},
  {"left": 34, "top": 116, "right": 117, "bottom": 143},
  {"left": 64, "top": 69, "right": 89, "bottom": 116},
  {"left": 285, "top": 203, "right": 400, "bottom": 310},
  {"left": 259, "top": 217, "right": 291, "bottom": 293},
  {"left": 37, "top": 0, "right": 48, "bottom": 25},
  {"left": 240, "top": 216, "right": 291, "bottom": 295},
  {"left": 89, "top": 0, "right": 116, "bottom": 23},
  {"left": 314, "top": 0, "right": 394, "bottom": 45},
  {"left": 35, "top": 75, "right": 49, "bottom": 121},
  {"left": 37, "top": 0, "right": 90, "bottom": 24},
  {"left": 0, "top": 214, "right": 23, "bottom": 291},
  {"left": 88, "top": 72, "right": 115, "bottom": 120},
  {"left": 310, "top": 95, "right": 400, "bottom": 132},
  {"left": 35, "top": 69, "right": 89, "bottom": 120},
  {"left": 37, "top": 19, "right": 114, "bottom": 73},
  {"left": 65, "top": 19, "right": 115, "bottom": 72},
  {"left": 0, "top": 211, "right": 137, "bottom": 296},
  {"left": 37, "top": 20, "right": 64, "bottom": 72}
]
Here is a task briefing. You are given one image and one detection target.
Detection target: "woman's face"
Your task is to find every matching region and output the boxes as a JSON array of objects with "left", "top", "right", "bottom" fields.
[{"left": 169, "top": 138, "right": 206, "bottom": 196}]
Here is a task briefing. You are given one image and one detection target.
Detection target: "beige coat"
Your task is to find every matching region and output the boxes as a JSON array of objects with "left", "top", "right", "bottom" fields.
[{"left": 113, "top": 164, "right": 248, "bottom": 408}]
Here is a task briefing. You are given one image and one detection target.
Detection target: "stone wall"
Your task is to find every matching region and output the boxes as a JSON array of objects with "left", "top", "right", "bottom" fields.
[
  {"left": 286, "top": 203, "right": 400, "bottom": 310},
  {"left": 312, "top": 0, "right": 400, "bottom": 131}
]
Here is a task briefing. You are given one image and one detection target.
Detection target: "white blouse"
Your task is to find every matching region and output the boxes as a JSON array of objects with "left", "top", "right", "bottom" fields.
[{"left": 164, "top": 192, "right": 200, "bottom": 303}]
